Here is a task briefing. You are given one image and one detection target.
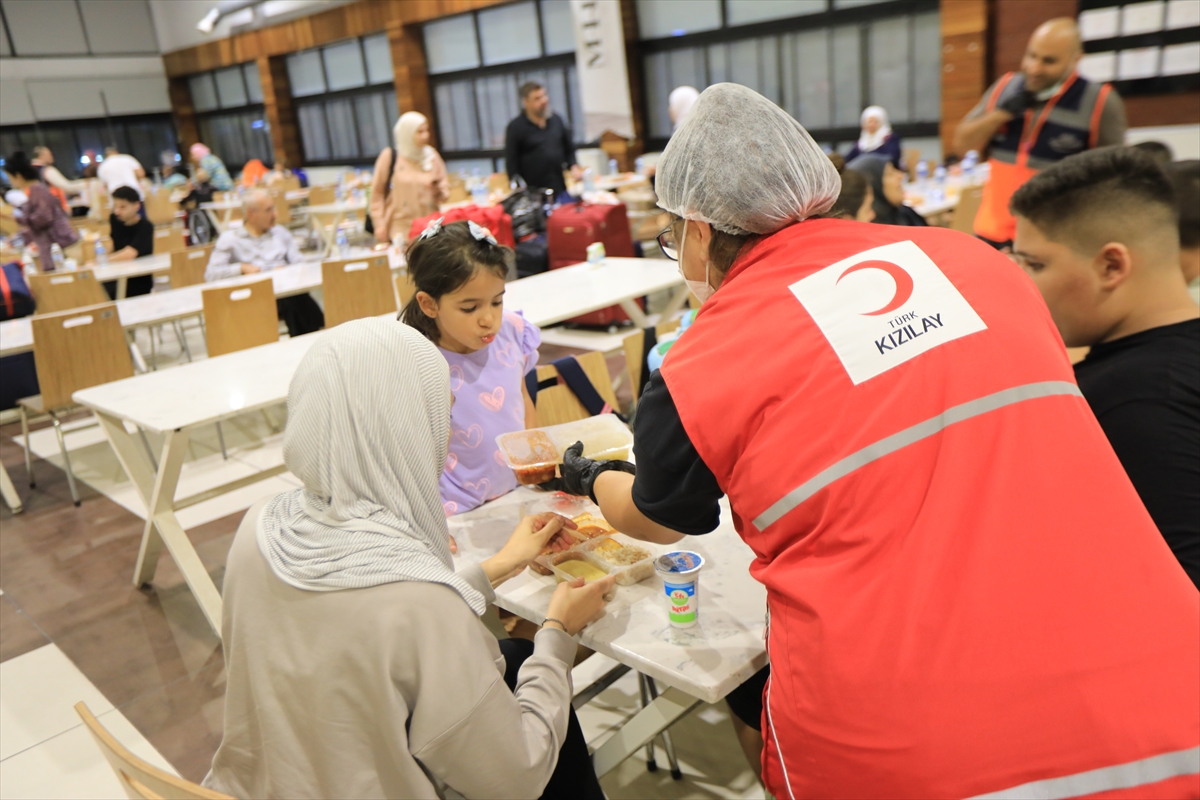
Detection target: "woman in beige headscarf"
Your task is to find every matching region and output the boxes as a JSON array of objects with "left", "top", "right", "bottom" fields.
[{"left": 370, "top": 111, "right": 450, "bottom": 245}]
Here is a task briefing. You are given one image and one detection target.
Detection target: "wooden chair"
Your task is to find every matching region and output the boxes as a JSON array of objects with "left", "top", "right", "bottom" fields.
[
  {"left": 950, "top": 185, "right": 984, "bottom": 235},
  {"left": 280, "top": 175, "right": 302, "bottom": 193},
  {"left": 531, "top": 352, "right": 619, "bottom": 427},
  {"left": 447, "top": 175, "right": 470, "bottom": 204},
  {"left": 488, "top": 172, "right": 511, "bottom": 196},
  {"left": 27, "top": 269, "right": 108, "bottom": 313},
  {"left": 75, "top": 702, "right": 232, "bottom": 800},
  {"left": 308, "top": 184, "right": 336, "bottom": 206},
  {"left": 169, "top": 244, "right": 215, "bottom": 288},
  {"left": 321, "top": 254, "right": 395, "bottom": 328},
  {"left": 272, "top": 190, "right": 292, "bottom": 225},
  {"left": 144, "top": 191, "right": 179, "bottom": 226},
  {"left": 903, "top": 148, "right": 924, "bottom": 181},
  {"left": 153, "top": 227, "right": 186, "bottom": 255},
  {"left": 622, "top": 317, "right": 684, "bottom": 410},
  {"left": 394, "top": 272, "right": 416, "bottom": 308},
  {"left": 201, "top": 278, "right": 280, "bottom": 358},
  {"left": 19, "top": 304, "right": 134, "bottom": 505}
]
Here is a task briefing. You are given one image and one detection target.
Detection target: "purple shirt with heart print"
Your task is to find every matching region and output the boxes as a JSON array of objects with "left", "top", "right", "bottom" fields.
[{"left": 439, "top": 311, "right": 541, "bottom": 516}]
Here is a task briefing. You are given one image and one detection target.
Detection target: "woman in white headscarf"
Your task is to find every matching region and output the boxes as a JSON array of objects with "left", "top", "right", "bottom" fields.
[
  {"left": 204, "top": 318, "right": 612, "bottom": 800},
  {"left": 845, "top": 104, "right": 902, "bottom": 167},
  {"left": 370, "top": 111, "right": 450, "bottom": 244}
]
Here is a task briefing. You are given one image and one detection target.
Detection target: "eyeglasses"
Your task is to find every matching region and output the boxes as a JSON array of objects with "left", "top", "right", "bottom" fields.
[{"left": 656, "top": 226, "right": 679, "bottom": 261}]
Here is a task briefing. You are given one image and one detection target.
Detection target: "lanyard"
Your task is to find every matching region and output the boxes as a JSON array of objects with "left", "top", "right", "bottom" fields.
[{"left": 1017, "top": 73, "right": 1078, "bottom": 167}]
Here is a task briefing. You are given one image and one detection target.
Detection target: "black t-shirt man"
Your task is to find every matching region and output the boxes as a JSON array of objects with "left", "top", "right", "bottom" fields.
[
  {"left": 1074, "top": 318, "right": 1200, "bottom": 589},
  {"left": 504, "top": 112, "right": 575, "bottom": 196},
  {"left": 103, "top": 214, "right": 155, "bottom": 299}
]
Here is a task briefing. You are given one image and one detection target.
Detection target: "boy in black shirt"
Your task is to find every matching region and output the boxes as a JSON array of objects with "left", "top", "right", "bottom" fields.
[
  {"left": 104, "top": 185, "right": 155, "bottom": 299},
  {"left": 1011, "top": 147, "right": 1200, "bottom": 588}
]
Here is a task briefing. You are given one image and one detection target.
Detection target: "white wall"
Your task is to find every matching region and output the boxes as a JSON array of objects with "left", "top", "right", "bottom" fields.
[
  {"left": 1126, "top": 124, "right": 1200, "bottom": 160},
  {"left": 0, "top": 57, "right": 170, "bottom": 125}
]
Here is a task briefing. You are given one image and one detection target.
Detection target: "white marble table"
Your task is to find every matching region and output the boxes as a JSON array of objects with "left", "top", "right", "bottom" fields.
[
  {"left": 92, "top": 253, "right": 173, "bottom": 299},
  {"left": 504, "top": 257, "right": 688, "bottom": 329},
  {"left": 305, "top": 199, "right": 368, "bottom": 254},
  {"left": 449, "top": 489, "right": 766, "bottom": 776},
  {"left": 199, "top": 200, "right": 243, "bottom": 233}
]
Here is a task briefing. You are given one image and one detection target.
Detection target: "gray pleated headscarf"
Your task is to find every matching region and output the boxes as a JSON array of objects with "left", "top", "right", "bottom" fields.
[{"left": 257, "top": 317, "right": 487, "bottom": 614}]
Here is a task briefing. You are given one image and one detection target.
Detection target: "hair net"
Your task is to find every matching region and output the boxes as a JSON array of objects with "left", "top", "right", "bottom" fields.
[{"left": 656, "top": 83, "right": 841, "bottom": 236}]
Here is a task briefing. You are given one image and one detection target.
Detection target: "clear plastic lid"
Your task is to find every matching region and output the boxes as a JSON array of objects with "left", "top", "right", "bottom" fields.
[{"left": 496, "top": 414, "right": 634, "bottom": 474}]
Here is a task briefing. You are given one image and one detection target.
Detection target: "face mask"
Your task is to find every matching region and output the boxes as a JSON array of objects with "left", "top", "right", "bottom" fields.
[
  {"left": 1035, "top": 77, "right": 1066, "bottom": 102},
  {"left": 677, "top": 220, "right": 715, "bottom": 303}
]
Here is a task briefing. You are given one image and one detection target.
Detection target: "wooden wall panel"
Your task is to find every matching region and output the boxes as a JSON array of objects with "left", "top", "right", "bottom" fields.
[
  {"left": 941, "top": 0, "right": 989, "bottom": 157},
  {"left": 990, "top": 0, "right": 1076, "bottom": 78},
  {"left": 619, "top": 0, "right": 646, "bottom": 161},
  {"left": 390, "top": 21, "right": 433, "bottom": 124},
  {"left": 1124, "top": 93, "right": 1200, "bottom": 127},
  {"left": 259, "top": 55, "right": 304, "bottom": 170},
  {"left": 167, "top": 78, "right": 199, "bottom": 153}
]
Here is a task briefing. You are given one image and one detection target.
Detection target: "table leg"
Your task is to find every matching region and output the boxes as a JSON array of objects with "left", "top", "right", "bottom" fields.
[
  {"left": 127, "top": 332, "right": 148, "bottom": 373},
  {"left": 142, "top": 429, "right": 223, "bottom": 635},
  {"left": 590, "top": 685, "right": 701, "bottom": 778},
  {"left": 94, "top": 413, "right": 163, "bottom": 585},
  {"left": 0, "top": 461, "right": 22, "bottom": 513},
  {"left": 661, "top": 284, "right": 692, "bottom": 319},
  {"left": 116, "top": 276, "right": 128, "bottom": 300},
  {"left": 618, "top": 297, "right": 651, "bottom": 329}
]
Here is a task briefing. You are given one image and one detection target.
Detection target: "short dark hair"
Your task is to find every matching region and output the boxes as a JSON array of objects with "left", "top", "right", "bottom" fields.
[
  {"left": 402, "top": 221, "right": 513, "bottom": 342},
  {"left": 519, "top": 81, "right": 543, "bottom": 100},
  {"left": 3, "top": 151, "right": 40, "bottom": 181},
  {"left": 111, "top": 185, "right": 142, "bottom": 204},
  {"left": 1131, "top": 140, "right": 1173, "bottom": 166},
  {"left": 1168, "top": 160, "right": 1200, "bottom": 250},
  {"left": 1009, "top": 146, "right": 1178, "bottom": 254},
  {"left": 831, "top": 167, "right": 870, "bottom": 221}
]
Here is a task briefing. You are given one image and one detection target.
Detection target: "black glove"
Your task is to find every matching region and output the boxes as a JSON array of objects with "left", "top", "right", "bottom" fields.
[
  {"left": 548, "top": 441, "right": 635, "bottom": 502},
  {"left": 997, "top": 78, "right": 1034, "bottom": 118}
]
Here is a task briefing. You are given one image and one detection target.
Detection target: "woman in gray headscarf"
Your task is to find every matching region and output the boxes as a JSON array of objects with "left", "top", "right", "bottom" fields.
[{"left": 205, "top": 318, "right": 611, "bottom": 800}]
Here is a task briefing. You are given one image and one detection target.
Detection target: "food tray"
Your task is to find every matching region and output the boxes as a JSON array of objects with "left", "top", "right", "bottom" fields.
[
  {"left": 496, "top": 415, "right": 633, "bottom": 486},
  {"left": 545, "top": 548, "right": 614, "bottom": 584},
  {"left": 536, "top": 533, "right": 656, "bottom": 587}
]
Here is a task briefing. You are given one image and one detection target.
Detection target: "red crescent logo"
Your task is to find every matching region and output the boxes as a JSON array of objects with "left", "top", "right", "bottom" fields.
[{"left": 836, "top": 260, "right": 914, "bottom": 316}]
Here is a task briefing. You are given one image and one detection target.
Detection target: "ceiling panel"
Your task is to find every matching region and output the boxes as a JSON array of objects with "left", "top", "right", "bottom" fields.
[
  {"left": 78, "top": 0, "right": 159, "bottom": 54},
  {"left": 26, "top": 79, "right": 107, "bottom": 120},
  {"left": 0, "top": 80, "right": 35, "bottom": 125},
  {"left": 102, "top": 76, "right": 171, "bottom": 114},
  {"left": 1, "top": 0, "right": 89, "bottom": 55}
]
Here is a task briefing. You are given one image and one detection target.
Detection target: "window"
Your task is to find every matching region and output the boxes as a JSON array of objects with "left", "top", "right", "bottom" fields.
[
  {"left": 0, "top": 114, "right": 177, "bottom": 180},
  {"left": 188, "top": 62, "right": 273, "bottom": 173},
  {"left": 639, "top": 0, "right": 940, "bottom": 151},
  {"left": 286, "top": 35, "right": 398, "bottom": 165},
  {"left": 424, "top": 4, "right": 589, "bottom": 171},
  {"left": 1076, "top": 0, "right": 1200, "bottom": 95}
]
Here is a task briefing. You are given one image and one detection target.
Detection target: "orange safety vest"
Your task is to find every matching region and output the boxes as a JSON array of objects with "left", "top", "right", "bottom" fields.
[
  {"left": 974, "top": 72, "right": 1112, "bottom": 243},
  {"left": 661, "top": 219, "right": 1200, "bottom": 799}
]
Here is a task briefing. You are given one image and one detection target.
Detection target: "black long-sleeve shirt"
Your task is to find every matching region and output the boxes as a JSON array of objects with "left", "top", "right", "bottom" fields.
[{"left": 503, "top": 113, "right": 575, "bottom": 195}]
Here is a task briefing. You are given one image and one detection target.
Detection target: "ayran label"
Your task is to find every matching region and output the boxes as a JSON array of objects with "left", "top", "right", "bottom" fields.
[{"left": 789, "top": 240, "right": 987, "bottom": 385}]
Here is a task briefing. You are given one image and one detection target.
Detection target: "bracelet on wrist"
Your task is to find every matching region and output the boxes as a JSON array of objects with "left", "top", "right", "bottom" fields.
[{"left": 542, "top": 617, "right": 568, "bottom": 633}]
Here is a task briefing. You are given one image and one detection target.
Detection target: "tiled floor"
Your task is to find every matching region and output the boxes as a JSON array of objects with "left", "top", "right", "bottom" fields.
[{"left": 0, "top": 314, "right": 763, "bottom": 799}]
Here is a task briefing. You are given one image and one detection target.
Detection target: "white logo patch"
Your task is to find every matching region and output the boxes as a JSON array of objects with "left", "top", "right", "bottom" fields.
[{"left": 790, "top": 240, "right": 987, "bottom": 385}]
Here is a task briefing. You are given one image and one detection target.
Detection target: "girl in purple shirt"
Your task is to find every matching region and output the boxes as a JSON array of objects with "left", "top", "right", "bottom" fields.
[{"left": 403, "top": 219, "right": 541, "bottom": 516}]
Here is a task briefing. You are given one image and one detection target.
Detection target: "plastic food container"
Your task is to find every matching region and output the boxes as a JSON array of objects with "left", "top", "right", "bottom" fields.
[
  {"left": 654, "top": 551, "right": 705, "bottom": 628},
  {"left": 575, "top": 534, "right": 656, "bottom": 586},
  {"left": 496, "top": 415, "right": 633, "bottom": 486},
  {"left": 546, "top": 549, "right": 614, "bottom": 584}
]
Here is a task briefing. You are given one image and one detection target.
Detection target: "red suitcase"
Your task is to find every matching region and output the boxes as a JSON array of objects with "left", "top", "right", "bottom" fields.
[{"left": 547, "top": 202, "right": 639, "bottom": 326}]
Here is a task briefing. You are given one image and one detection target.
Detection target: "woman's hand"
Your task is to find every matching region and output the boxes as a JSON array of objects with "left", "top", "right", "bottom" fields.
[
  {"left": 545, "top": 575, "right": 616, "bottom": 635},
  {"left": 482, "top": 513, "right": 577, "bottom": 586}
]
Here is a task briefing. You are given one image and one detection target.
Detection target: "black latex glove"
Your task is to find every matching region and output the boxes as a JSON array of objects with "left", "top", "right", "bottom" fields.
[
  {"left": 547, "top": 441, "right": 635, "bottom": 503},
  {"left": 997, "top": 78, "right": 1034, "bottom": 118}
]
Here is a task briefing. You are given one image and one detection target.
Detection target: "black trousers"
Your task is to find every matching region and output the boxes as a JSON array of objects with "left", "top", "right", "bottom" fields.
[
  {"left": 276, "top": 294, "right": 324, "bottom": 337},
  {"left": 724, "top": 664, "right": 770, "bottom": 732},
  {"left": 103, "top": 274, "right": 154, "bottom": 300},
  {"left": 498, "top": 638, "right": 605, "bottom": 800}
]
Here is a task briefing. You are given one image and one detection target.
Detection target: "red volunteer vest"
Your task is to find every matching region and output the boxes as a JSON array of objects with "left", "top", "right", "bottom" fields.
[{"left": 661, "top": 219, "right": 1200, "bottom": 799}]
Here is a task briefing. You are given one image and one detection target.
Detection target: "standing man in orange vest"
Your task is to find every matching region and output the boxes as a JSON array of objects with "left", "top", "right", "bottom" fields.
[{"left": 954, "top": 18, "right": 1126, "bottom": 250}]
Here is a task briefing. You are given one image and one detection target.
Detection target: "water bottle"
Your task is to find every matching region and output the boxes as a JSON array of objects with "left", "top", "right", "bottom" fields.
[
  {"left": 931, "top": 166, "right": 947, "bottom": 204},
  {"left": 916, "top": 160, "right": 930, "bottom": 190},
  {"left": 336, "top": 173, "right": 346, "bottom": 201},
  {"left": 962, "top": 150, "right": 979, "bottom": 184},
  {"left": 608, "top": 158, "right": 618, "bottom": 176},
  {"left": 635, "top": 156, "right": 645, "bottom": 175},
  {"left": 50, "top": 243, "right": 65, "bottom": 272},
  {"left": 335, "top": 224, "right": 349, "bottom": 256},
  {"left": 94, "top": 237, "right": 108, "bottom": 265},
  {"left": 582, "top": 167, "right": 595, "bottom": 193},
  {"left": 543, "top": 188, "right": 555, "bottom": 219}
]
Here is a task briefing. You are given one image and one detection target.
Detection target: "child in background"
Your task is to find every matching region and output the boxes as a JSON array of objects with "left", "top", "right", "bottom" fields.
[{"left": 404, "top": 219, "right": 541, "bottom": 516}]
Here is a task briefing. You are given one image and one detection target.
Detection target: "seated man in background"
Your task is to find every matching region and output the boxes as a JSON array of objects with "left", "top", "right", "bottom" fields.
[
  {"left": 103, "top": 185, "right": 155, "bottom": 299},
  {"left": 1011, "top": 146, "right": 1200, "bottom": 588},
  {"left": 1168, "top": 160, "right": 1199, "bottom": 305},
  {"left": 206, "top": 189, "right": 324, "bottom": 337}
]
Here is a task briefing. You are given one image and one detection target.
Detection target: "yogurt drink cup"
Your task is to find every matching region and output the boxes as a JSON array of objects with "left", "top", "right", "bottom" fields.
[{"left": 655, "top": 551, "right": 704, "bottom": 628}]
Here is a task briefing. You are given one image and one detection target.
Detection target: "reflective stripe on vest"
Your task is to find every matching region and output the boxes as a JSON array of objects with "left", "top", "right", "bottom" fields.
[
  {"left": 753, "top": 380, "right": 1082, "bottom": 530},
  {"left": 967, "top": 745, "right": 1200, "bottom": 800}
]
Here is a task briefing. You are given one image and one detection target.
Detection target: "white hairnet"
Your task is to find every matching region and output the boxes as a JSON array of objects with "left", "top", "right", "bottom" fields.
[{"left": 656, "top": 83, "right": 841, "bottom": 236}]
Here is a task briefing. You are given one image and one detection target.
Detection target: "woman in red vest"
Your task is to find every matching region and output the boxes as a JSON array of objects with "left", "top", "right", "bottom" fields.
[{"left": 558, "top": 84, "right": 1199, "bottom": 799}]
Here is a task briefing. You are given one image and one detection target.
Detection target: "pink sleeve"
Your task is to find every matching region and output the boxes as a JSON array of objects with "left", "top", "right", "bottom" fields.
[{"left": 506, "top": 311, "right": 541, "bottom": 372}]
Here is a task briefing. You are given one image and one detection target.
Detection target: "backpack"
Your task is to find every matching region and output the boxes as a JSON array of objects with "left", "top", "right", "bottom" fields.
[{"left": 0, "top": 261, "right": 35, "bottom": 321}]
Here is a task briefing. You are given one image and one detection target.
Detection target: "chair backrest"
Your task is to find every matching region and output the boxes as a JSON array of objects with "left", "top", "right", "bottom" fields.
[
  {"left": 27, "top": 269, "right": 109, "bottom": 313},
  {"left": 280, "top": 175, "right": 301, "bottom": 193},
  {"left": 31, "top": 304, "right": 134, "bottom": 410},
  {"left": 532, "top": 351, "right": 620, "bottom": 426},
  {"left": 75, "top": 702, "right": 232, "bottom": 800},
  {"left": 447, "top": 175, "right": 469, "bottom": 204},
  {"left": 144, "top": 191, "right": 178, "bottom": 226},
  {"left": 201, "top": 278, "right": 280, "bottom": 357},
  {"left": 153, "top": 227, "right": 186, "bottom": 255},
  {"left": 321, "top": 254, "right": 395, "bottom": 328},
  {"left": 950, "top": 185, "right": 984, "bottom": 234},
  {"left": 903, "top": 148, "right": 923, "bottom": 181},
  {"left": 308, "top": 184, "right": 336, "bottom": 206},
  {"left": 212, "top": 191, "right": 228, "bottom": 204},
  {"left": 169, "top": 244, "right": 215, "bottom": 288},
  {"left": 622, "top": 317, "right": 684, "bottom": 406},
  {"left": 487, "top": 172, "right": 510, "bottom": 195},
  {"left": 394, "top": 271, "right": 416, "bottom": 308},
  {"left": 272, "top": 191, "right": 291, "bottom": 225}
]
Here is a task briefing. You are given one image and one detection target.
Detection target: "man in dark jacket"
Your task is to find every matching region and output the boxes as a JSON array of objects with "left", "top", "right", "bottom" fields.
[{"left": 504, "top": 82, "right": 581, "bottom": 199}]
